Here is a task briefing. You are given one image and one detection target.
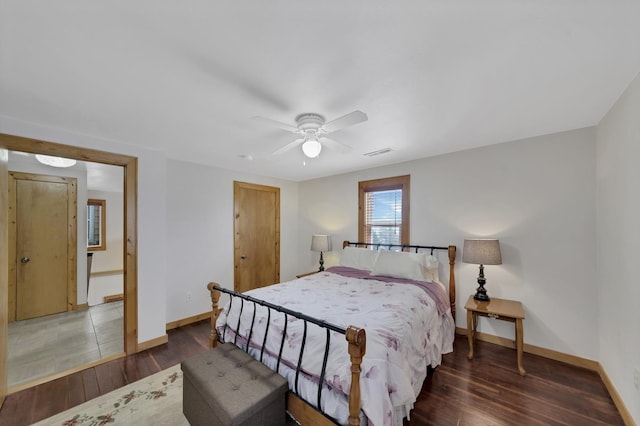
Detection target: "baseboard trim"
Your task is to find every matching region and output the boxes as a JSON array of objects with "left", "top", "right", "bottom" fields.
[
  {"left": 455, "top": 327, "right": 634, "bottom": 425},
  {"left": 104, "top": 294, "right": 124, "bottom": 303},
  {"left": 166, "top": 311, "right": 212, "bottom": 331},
  {"left": 455, "top": 327, "right": 600, "bottom": 370},
  {"left": 597, "top": 363, "right": 636, "bottom": 426},
  {"left": 76, "top": 303, "right": 89, "bottom": 311},
  {"left": 137, "top": 334, "right": 168, "bottom": 352}
]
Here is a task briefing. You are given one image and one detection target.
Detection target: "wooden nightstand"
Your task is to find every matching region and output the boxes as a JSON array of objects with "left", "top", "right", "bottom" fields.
[
  {"left": 296, "top": 271, "right": 319, "bottom": 278},
  {"left": 464, "top": 294, "right": 526, "bottom": 376}
]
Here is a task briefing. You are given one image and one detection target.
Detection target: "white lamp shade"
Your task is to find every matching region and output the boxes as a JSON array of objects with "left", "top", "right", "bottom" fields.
[
  {"left": 302, "top": 139, "right": 322, "bottom": 158},
  {"left": 462, "top": 239, "right": 502, "bottom": 265},
  {"left": 311, "top": 235, "right": 330, "bottom": 252}
]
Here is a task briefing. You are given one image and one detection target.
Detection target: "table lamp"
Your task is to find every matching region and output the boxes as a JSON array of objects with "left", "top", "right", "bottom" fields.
[
  {"left": 462, "top": 239, "right": 502, "bottom": 301},
  {"left": 311, "top": 235, "right": 330, "bottom": 271}
]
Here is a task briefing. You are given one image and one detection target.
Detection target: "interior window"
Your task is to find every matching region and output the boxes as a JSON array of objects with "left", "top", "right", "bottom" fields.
[
  {"left": 358, "top": 175, "right": 410, "bottom": 245},
  {"left": 87, "top": 198, "right": 106, "bottom": 251}
]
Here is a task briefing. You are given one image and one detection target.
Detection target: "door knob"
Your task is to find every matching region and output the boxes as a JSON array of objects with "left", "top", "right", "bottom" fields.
[
  {"left": 21, "top": 257, "right": 30, "bottom": 263},
  {"left": 240, "top": 255, "right": 247, "bottom": 259}
]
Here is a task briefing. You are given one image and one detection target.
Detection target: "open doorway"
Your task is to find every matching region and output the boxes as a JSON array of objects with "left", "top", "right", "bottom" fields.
[{"left": 0, "top": 133, "right": 138, "bottom": 395}]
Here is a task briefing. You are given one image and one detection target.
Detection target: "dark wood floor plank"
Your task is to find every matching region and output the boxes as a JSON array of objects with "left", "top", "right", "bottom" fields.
[
  {"left": 31, "top": 376, "right": 70, "bottom": 423},
  {"left": 0, "top": 387, "right": 35, "bottom": 426},
  {"left": 66, "top": 372, "right": 86, "bottom": 409},
  {"left": 0, "top": 320, "right": 624, "bottom": 426},
  {"left": 81, "top": 368, "right": 100, "bottom": 401},
  {"left": 94, "top": 361, "right": 117, "bottom": 395},
  {"left": 407, "top": 336, "right": 623, "bottom": 425}
]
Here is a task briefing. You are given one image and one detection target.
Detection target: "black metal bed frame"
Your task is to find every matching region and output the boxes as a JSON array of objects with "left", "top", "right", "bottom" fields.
[
  {"left": 345, "top": 240, "right": 449, "bottom": 255},
  {"left": 210, "top": 284, "right": 350, "bottom": 423}
]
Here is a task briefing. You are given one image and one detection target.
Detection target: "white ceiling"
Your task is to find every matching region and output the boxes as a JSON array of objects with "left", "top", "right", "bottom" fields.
[{"left": 2, "top": 1, "right": 639, "bottom": 182}]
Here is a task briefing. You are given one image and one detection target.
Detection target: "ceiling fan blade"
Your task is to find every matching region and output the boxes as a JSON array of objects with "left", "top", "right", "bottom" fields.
[
  {"left": 322, "top": 110, "right": 368, "bottom": 134},
  {"left": 321, "top": 137, "right": 352, "bottom": 153},
  {"left": 272, "top": 138, "right": 304, "bottom": 155},
  {"left": 252, "top": 116, "right": 300, "bottom": 133}
]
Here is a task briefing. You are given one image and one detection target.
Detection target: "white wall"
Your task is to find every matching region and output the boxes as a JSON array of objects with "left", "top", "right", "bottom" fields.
[
  {"left": 87, "top": 189, "right": 124, "bottom": 306},
  {"left": 299, "top": 127, "right": 599, "bottom": 359},
  {"left": 1, "top": 115, "right": 167, "bottom": 344},
  {"left": 597, "top": 71, "right": 640, "bottom": 424},
  {"left": 165, "top": 159, "right": 299, "bottom": 323}
]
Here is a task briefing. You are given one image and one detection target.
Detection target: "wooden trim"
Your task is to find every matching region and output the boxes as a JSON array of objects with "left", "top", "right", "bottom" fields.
[
  {"left": 123, "top": 157, "right": 138, "bottom": 354},
  {"left": 0, "top": 133, "right": 137, "bottom": 166},
  {"left": 0, "top": 148, "right": 8, "bottom": 407},
  {"left": 0, "top": 133, "right": 138, "bottom": 357},
  {"left": 67, "top": 178, "right": 78, "bottom": 311},
  {"left": 7, "top": 352, "right": 125, "bottom": 395},
  {"left": 166, "top": 311, "right": 212, "bottom": 331},
  {"left": 103, "top": 294, "right": 124, "bottom": 303},
  {"left": 91, "top": 269, "right": 124, "bottom": 277},
  {"left": 597, "top": 363, "right": 635, "bottom": 426},
  {"left": 287, "top": 393, "right": 334, "bottom": 426},
  {"left": 137, "top": 334, "right": 168, "bottom": 352},
  {"left": 76, "top": 303, "right": 89, "bottom": 311},
  {"left": 455, "top": 327, "right": 599, "bottom": 371},
  {"left": 87, "top": 198, "right": 106, "bottom": 251},
  {"left": 358, "top": 175, "right": 410, "bottom": 245}
]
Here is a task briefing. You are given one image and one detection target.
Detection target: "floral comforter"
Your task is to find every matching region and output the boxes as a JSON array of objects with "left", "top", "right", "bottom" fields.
[{"left": 215, "top": 266, "right": 455, "bottom": 426}]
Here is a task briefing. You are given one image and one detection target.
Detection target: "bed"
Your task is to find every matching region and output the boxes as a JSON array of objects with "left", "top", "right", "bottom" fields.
[{"left": 207, "top": 241, "right": 457, "bottom": 426}]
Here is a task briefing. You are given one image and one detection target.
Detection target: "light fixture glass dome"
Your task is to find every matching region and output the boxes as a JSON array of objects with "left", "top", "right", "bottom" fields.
[
  {"left": 35, "top": 154, "right": 77, "bottom": 168},
  {"left": 301, "top": 138, "right": 322, "bottom": 158}
]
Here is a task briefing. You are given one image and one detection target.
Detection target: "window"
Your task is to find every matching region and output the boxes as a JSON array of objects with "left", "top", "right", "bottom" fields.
[
  {"left": 358, "top": 175, "right": 410, "bottom": 245},
  {"left": 87, "top": 199, "right": 106, "bottom": 251}
]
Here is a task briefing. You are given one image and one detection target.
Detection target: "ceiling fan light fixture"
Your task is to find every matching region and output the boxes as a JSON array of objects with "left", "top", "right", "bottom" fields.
[
  {"left": 35, "top": 154, "right": 77, "bottom": 168},
  {"left": 302, "top": 138, "right": 322, "bottom": 158}
]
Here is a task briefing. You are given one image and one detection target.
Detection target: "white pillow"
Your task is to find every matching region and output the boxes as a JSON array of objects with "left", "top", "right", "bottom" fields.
[
  {"left": 422, "top": 254, "right": 440, "bottom": 282},
  {"left": 340, "top": 247, "right": 379, "bottom": 271},
  {"left": 370, "top": 251, "right": 426, "bottom": 281}
]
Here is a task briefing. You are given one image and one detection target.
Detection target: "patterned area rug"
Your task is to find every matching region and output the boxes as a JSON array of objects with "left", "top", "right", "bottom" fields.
[{"left": 34, "top": 365, "right": 188, "bottom": 425}]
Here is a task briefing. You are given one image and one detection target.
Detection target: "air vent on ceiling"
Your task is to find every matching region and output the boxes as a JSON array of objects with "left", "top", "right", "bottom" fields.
[{"left": 363, "top": 148, "right": 393, "bottom": 157}]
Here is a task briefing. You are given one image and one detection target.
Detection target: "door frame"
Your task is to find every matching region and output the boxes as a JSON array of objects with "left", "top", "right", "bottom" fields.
[
  {"left": 0, "top": 133, "right": 138, "bottom": 358},
  {"left": 8, "top": 172, "right": 78, "bottom": 321},
  {"left": 0, "top": 148, "right": 8, "bottom": 407}
]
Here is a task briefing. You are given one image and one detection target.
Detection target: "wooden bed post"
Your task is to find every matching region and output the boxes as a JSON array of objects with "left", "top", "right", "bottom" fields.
[
  {"left": 447, "top": 245, "right": 457, "bottom": 320},
  {"left": 345, "top": 326, "right": 366, "bottom": 426},
  {"left": 207, "top": 282, "right": 222, "bottom": 348}
]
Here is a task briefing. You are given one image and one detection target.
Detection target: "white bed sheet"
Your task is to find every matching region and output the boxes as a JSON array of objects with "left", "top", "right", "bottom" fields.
[{"left": 216, "top": 269, "right": 455, "bottom": 426}]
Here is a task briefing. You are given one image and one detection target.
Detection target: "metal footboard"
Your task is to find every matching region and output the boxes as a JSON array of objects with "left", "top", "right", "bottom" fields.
[{"left": 207, "top": 282, "right": 366, "bottom": 426}]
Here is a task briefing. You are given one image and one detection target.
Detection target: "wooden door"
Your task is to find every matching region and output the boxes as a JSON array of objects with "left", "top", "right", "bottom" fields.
[
  {"left": 234, "top": 181, "right": 280, "bottom": 293},
  {"left": 9, "top": 172, "right": 77, "bottom": 321}
]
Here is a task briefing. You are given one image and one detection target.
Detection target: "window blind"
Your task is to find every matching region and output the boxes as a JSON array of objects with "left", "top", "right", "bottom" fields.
[{"left": 364, "top": 188, "right": 402, "bottom": 245}]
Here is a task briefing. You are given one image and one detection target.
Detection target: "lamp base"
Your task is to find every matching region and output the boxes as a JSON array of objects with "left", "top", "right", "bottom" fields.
[
  {"left": 473, "top": 286, "right": 490, "bottom": 301},
  {"left": 318, "top": 251, "right": 325, "bottom": 272},
  {"left": 473, "top": 264, "right": 490, "bottom": 301}
]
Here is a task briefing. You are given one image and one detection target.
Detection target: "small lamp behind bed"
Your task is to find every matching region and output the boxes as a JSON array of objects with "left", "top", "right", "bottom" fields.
[
  {"left": 463, "top": 239, "right": 502, "bottom": 301},
  {"left": 311, "top": 235, "right": 331, "bottom": 272}
]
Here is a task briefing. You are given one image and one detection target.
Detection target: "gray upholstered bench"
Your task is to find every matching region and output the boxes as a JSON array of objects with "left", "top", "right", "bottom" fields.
[{"left": 181, "top": 342, "right": 288, "bottom": 426}]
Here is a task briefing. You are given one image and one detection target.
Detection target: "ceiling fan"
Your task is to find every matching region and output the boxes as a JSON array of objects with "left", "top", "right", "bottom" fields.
[{"left": 253, "top": 110, "right": 368, "bottom": 158}]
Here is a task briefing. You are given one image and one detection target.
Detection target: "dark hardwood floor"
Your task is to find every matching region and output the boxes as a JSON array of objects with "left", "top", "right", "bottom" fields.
[{"left": 0, "top": 320, "right": 623, "bottom": 425}]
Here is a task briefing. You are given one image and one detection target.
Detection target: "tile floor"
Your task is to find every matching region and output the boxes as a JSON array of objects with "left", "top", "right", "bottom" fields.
[{"left": 7, "top": 301, "right": 124, "bottom": 388}]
